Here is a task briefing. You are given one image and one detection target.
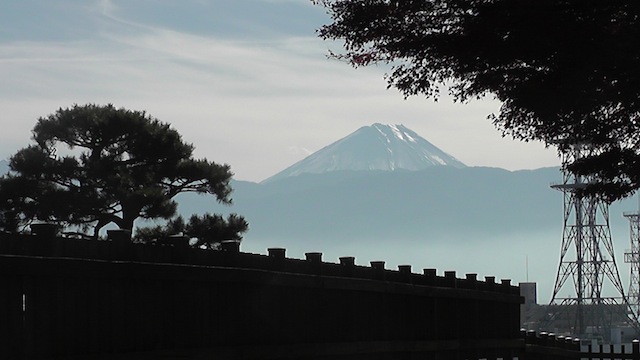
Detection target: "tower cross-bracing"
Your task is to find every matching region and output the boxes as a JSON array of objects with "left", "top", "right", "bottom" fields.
[
  {"left": 624, "top": 206, "right": 640, "bottom": 317},
  {"left": 548, "top": 144, "right": 636, "bottom": 341}
]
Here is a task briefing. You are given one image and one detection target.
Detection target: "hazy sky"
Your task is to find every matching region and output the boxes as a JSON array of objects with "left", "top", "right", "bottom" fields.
[{"left": 0, "top": 0, "right": 560, "bottom": 182}]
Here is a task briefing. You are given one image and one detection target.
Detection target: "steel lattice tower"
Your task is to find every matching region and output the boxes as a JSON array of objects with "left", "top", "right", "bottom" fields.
[
  {"left": 624, "top": 204, "right": 640, "bottom": 317},
  {"left": 548, "top": 145, "right": 636, "bottom": 340}
]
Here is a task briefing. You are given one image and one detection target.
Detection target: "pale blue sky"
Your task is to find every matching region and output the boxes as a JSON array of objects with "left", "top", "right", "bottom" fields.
[{"left": 0, "top": 0, "right": 559, "bottom": 182}]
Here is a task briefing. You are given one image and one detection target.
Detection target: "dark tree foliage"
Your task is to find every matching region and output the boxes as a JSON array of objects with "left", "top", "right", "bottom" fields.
[
  {"left": 134, "top": 213, "right": 249, "bottom": 249},
  {"left": 315, "top": 0, "right": 640, "bottom": 201},
  {"left": 134, "top": 217, "right": 187, "bottom": 244},
  {"left": 0, "top": 176, "right": 30, "bottom": 233},
  {"left": 0, "top": 104, "right": 238, "bottom": 236},
  {"left": 186, "top": 213, "right": 249, "bottom": 249}
]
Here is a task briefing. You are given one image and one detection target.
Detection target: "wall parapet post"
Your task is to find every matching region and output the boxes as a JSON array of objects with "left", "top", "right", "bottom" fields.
[
  {"left": 220, "top": 240, "right": 240, "bottom": 253},
  {"left": 501, "top": 279, "right": 515, "bottom": 294},
  {"left": 398, "top": 265, "right": 412, "bottom": 283},
  {"left": 340, "top": 256, "right": 355, "bottom": 276},
  {"left": 268, "top": 248, "right": 286, "bottom": 259},
  {"left": 339, "top": 256, "right": 355, "bottom": 267},
  {"left": 305, "top": 252, "right": 322, "bottom": 274},
  {"left": 423, "top": 268, "right": 436, "bottom": 285},
  {"left": 444, "top": 271, "right": 457, "bottom": 288},
  {"left": 305, "top": 252, "right": 322, "bottom": 262},
  {"left": 370, "top": 261, "right": 385, "bottom": 280},
  {"left": 30, "top": 223, "right": 60, "bottom": 238},
  {"left": 107, "top": 229, "right": 131, "bottom": 243},
  {"left": 465, "top": 273, "right": 477, "bottom": 290},
  {"left": 167, "top": 235, "right": 190, "bottom": 248}
]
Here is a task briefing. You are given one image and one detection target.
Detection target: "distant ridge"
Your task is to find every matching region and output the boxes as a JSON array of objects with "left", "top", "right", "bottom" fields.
[{"left": 262, "top": 123, "right": 465, "bottom": 183}]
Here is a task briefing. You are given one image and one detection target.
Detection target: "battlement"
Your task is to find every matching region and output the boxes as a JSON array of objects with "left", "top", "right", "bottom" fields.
[
  {"left": 0, "top": 228, "right": 523, "bottom": 359},
  {"left": 0, "top": 228, "right": 519, "bottom": 296}
]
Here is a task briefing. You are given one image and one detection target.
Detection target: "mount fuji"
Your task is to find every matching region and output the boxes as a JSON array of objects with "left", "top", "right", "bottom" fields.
[{"left": 261, "top": 124, "right": 465, "bottom": 183}]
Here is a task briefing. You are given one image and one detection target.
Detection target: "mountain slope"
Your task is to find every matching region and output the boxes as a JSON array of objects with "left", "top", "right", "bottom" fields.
[
  {"left": 181, "top": 166, "right": 564, "bottom": 238},
  {"left": 262, "top": 123, "right": 465, "bottom": 183}
]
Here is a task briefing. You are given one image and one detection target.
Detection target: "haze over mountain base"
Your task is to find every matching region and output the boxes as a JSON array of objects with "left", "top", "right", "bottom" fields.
[{"left": 175, "top": 165, "right": 640, "bottom": 303}]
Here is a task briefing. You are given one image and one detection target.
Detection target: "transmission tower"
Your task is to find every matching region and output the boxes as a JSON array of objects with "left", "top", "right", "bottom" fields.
[
  {"left": 547, "top": 144, "right": 636, "bottom": 341},
  {"left": 624, "top": 199, "right": 640, "bottom": 318}
]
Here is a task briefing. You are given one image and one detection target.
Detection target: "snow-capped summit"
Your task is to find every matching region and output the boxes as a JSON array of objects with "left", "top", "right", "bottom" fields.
[{"left": 261, "top": 123, "right": 465, "bottom": 183}]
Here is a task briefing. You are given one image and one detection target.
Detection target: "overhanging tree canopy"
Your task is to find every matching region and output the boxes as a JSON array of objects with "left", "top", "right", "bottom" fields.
[
  {"left": 315, "top": 0, "right": 640, "bottom": 200},
  {"left": 0, "top": 104, "right": 239, "bottom": 237}
]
